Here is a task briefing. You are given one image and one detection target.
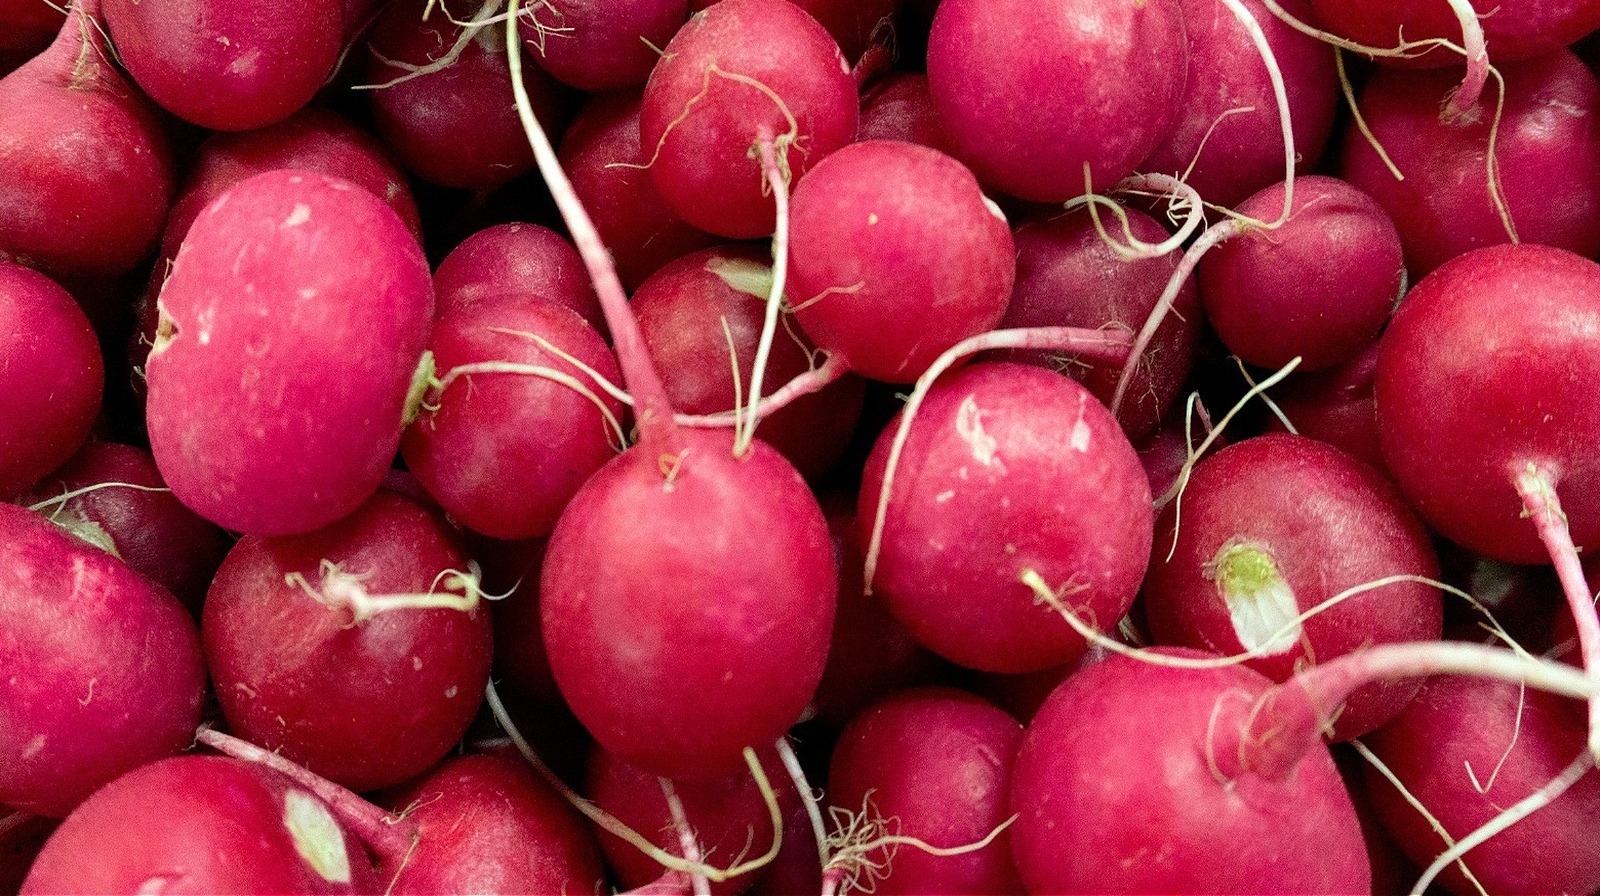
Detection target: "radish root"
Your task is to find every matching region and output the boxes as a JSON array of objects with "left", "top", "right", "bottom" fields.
[{"left": 284, "top": 559, "right": 497, "bottom": 626}]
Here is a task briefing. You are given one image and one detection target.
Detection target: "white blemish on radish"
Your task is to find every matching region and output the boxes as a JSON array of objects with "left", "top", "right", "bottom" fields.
[
  {"left": 445, "top": 685, "right": 458, "bottom": 698},
  {"left": 981, "top": 194, "right": 1007, "bottom": 224},
  {"left": 281, "top": 203, "right": 313, "bottom": 229},
  {"left": 196, "top": 305, "right": 216, "bottom": 346},
  {"left": 21, "top": 735, "right": 45, "bottom": 760},
  {"left": 136, "top": 877, "right": 177, "bottom": 894},
  {"left": 283, "top": 790, "right": 352, "bottom": 884},
  {"left": 79, "top": 678, "right": 95, "bottom": 706},
  {"left": 215, "top": 35, "right": 231, "bottom": 47},
  {"left": 868, "top": 213, "right": 879, "bottom": 225},
  {"left": 935, "top": 489, "right": 956, "bottom": 503},
  {"left": 1070, "top": 392, "right": 1092, "bottom": 453},
  {"left": 955, "top": 395, "right": 1002, "bottom": 467},
  {"left": 412, "top": 656, "right": 423, "bottom": 671},
  {"left": 236, "top": 682, "right": 258, "bottom": 698},
  {"left": 297, "top": 288, "right": 316, "bottom": 300},
  {"left": 227, "top": 48, "right": 262, "bottom": 78},
  {"left": 1207, "top": 540, "right": 1300, "bottom": 656}
]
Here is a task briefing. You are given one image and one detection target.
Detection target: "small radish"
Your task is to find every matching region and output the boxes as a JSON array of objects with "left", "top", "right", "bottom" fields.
[
  {"left": 521, "top": 0, "right": 688, "bottom": 92},
  {"left": 432, "top": 222, "right": 602, "bottom": 329}
]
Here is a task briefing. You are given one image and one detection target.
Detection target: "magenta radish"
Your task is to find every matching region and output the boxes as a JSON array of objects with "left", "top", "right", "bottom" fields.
[
  {"left": 21, "top": 755, "right": 381, "bottom": 894},
  {"left": 860, "top": 362, "right": 1153, "bottom": 673},
  {"left": 787, "top": 139, "right": 1015, "bottom": 384},
  {"left": 1142, "top": 433, "right": 1442, "bottom": 739},
  {"left": 0, "top": 502, "right": 205, "bottom": 818},
  {"left": 638, "top": 0, "right": 858, "bottom": 239},
  {"left": 924, "top": 0, "right": 1187, "bottom": 202},
  {"left": 0, "top": 0, "right": 174, "bottom": 278},
  {"left": 202, "top": 489, "right": 493, "bottom": 792},
  {"left": 433, "top": 222, "right": 602, "bottom": 328},
  {"left": 1339, "top": 49, "right": 1600, "bottom": 277},
  {"left": 857, "top": 72, "right": 951, "bottom": 153},
  {"left": 0, "top": 262, "right": 102, "bottom": 500},
  {"left": 1198, "top": 175, "right": 1402, "bottom": 371},
  {"left": 401, "top": 294, "right": 625, "bottom": 540},
  {"left": 632, "top": 244, "right": 865, "bottom": 480},
  {"left": 102, "top": 0, "right": 340, "bottom": 131},
  {"left": 521, "top": 0, "right": 688, "bottom": 91},
  {"left": 999, "top": 205, "right": 1201, "bottom": 444},
  {"left": 1361, "top": 675, "right": 1600, "bottom": 895},
  {"left": 1307, "top": 0, "right": 1600, "bottom": 68},
  {"left": 825, "top": 687, "right": 1023, "bottom": 895},
  {"left": 144, "top": 169, "right": 433, "bottom": 537},
  {"left": 1263, "top": 340, "right": 1385, "bottom": 471},
  {"left": 20, "top": 441, "right": 228, "bottom": 616}
]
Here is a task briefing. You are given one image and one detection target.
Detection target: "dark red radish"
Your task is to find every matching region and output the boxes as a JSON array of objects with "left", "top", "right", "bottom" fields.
[
  {"left": 746, "top": 792, "right": 824, "bottom": 896},
  {"left": 632, "top": 244, "right": 865, "bottom": 480},
  {"left": 102, "top": 0, "right": 340, "bottom": 131},
  {"left": 1140, "top": 0, "right": 1337, "bottom": 209},
  {"left": 203, "top": 489, "right": 494, "bottom": 793},
  {"left": 0, "top": 263, "right": 101, "bottom": 500},
  {"left": 365, "top": 0, "right": 570, "bottom": 192},
  {"left": 479, "top": 536, "right": 565, "bottom": 708},
  {"left": 685, "top": 0, "right": 898, "bottom": 65},
  {"left": 433, "top": 222, "right": 601, "bottom": 329},
  {"left": 378, "top": 752, "right": 608, "bottom": 894},
  {"left": 1009, "top": 649, "right": 1371, "bottom": 893},
  {"left": 0, "top": 0, "right": 174, "bottom": 278},
  {"left": 1143, "top": 433, "right": 1442, "bottom": 739},
  {"left": 861, "top": 362, "right": 1153, "bottom": 674},
  {"left": 1339, "top": 49, "right": 1600, "bottom": 277},
  {"left": 521, "top": 0, "right": 688, "bottom": 92},
  {"left": 1198, "top": 175, "right": 1401, "bottom": 371},
  {"left": 857, "top": 72, "right": 950, "bottom": 154},
  {"left": 585, "top": 744, "right": 789, "bottom": 894},
  {"left": 999, "top": 205, "right": 1201, "bottom": 444},
  {"left": 0, "top": 0, "right": 62, "bottom": 53},
  {"left": 1361, "top": 676, "right": 1600, "bottom": 895},
  {"left": 925, "top": 0, "right": 1187, "bottom": 202},
  {"left": 825, "top": 687, "right": 1023, "bottom": 895},
  {"left": 19, "top": 441, "right": 228, "bottom": 616},
  {"left": 402, "top": 294, "right": 625, "bottom": 541},
  {"left": 1307, "top": 0, "right": 1600, "bottom": 69},
  {"left": 559, "top": 91, "right": 720, "bottom": 292},
  {"left": 21, "top": 755, "right": 381, "bottom": 894},
  {"left": 638, "top": 0, "right": 858, "bottom": 239},
  {"left": 0, "top": 503, "right": 205, "bottom": 818},
  {"left": 0, "top": 812, "right": 56, "bottom": 895},
  {"left": 1263, "top": 340, "right": 1384, "bottom": 471},
  {"left": 788, "top": 139, "right": 1015, "bottom": 384},
  {"left": 145, "top": 169, "right": 434, "bottom": 537}
]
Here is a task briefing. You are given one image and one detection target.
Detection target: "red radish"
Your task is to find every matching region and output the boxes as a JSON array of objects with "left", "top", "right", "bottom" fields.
[
  {"left": 0, "top": 0, "right": 174, "bottom": 277},
  {"left": 145, "top": 169, "right": 434, "bottom": 536},
  {"left": 925, "top": 0, "right": 1187, "bottom": 202},
  {"left": 0, "top": 262, "right": 102, "bottom": 500},
  {"left": 857, "top": 73, "right": 951, "bottom": 153},
  {"left": 521, "top": 0, "right": 688, "bottom": 91},
  {"left": 686, "top": 0, "right": 898, "bottom": 65},
  {"left": 21, "top": 755, "right": 381, "bottom": 894},
  {"left": 861, "top": 362, "right": 1153, "bottom": 673},
  {"left": 1142, "top": 432, "right": 1442, "bottom": 739},
  {"left": 787, "top": 139, "right": 1015, "bottom": 384},
  {"left": 203, "top": 489, "right": 494, "bottom": 792},
  {"left": 378, "top": 752, "right": 608, "bottom": 894},
  {"left": 1361, "top": 675, "right": 1600, "bottom": 895},
  {"left": 102, "top": 0, "right": 340, "bottom": 131},
  {"left": 1263, "top": 341, "right": 1385, "bottom": 471},
  {"left": 631, "top": 244, "right": 865, "bottom": 480},
  {"left": 401, "top": 294, "right": 625, "bottom": 540},
  {"left": 0, "top": 0, "right": 62, "bottom": 53},
  {"left": 365, "top": 0, "right": 570, "bottom": 192},
  {"left": 20, "top": 441, "right": 228, "bottom": 616},
  {"left": 1198, "top": 175, "right": 1402, "bottom": 371},
  {"left": 1339, "top": 49, "right": 1600, "bottom": 277},
  {"left": 825, "top": 687, "right": 1023, "bottom": 895},
  {"left": 0, "top": 502, "right": 205, "bottom": 818},
  {"left": 433, "top": 222, "right": 602, "bottom": 329},
  {"left": 0, "top": 812, "right": 56, "bottom": 895},
  {"left": 638, "top": 0, "right": 858, "bottom": 239},
  {"left": 998, "top": 205, "right": 1200, "bottom": 444},
  {"left": 479, "top": 536, "right": 566, "bottom": 708},
  {"left": 1307, "top": 0, "right": 1600, "bottom": 69}
]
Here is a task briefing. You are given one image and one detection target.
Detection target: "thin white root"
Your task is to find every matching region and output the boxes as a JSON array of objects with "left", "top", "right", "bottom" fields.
[{"left": 284, "top": 559, "right": 497, "bottom": 626}]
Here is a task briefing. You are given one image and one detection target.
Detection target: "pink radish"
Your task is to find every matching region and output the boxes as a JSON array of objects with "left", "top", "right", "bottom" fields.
[
  {"left": 521, "top": 0, "right": 688, "bottom": 92},
  {"left": 432, "top": 222, "right": 602, "bottom": 329}
]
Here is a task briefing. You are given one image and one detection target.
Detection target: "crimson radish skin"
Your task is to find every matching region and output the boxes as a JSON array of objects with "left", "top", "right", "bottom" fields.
[
  {"left": 522, "top": 0, "right": 688, "bottom": 92},
  {"left": 0, "top": 503, "right": 206, "bottom": 819},
  {"left": 145, "top": 169, "right": 434, "bottom": 537},
  {"left": 861, "top": 362, "right": 1154, "bottom": 673},
  {"left": 857, "top": 73, "right": 952, "bottom": 153},
  {"left": 21, "top": 755, "right": 380, "bottom": 894},
  {"left": 1309, "top": 0, "right": 1600, "bottom": 66},
  {"left": 1264, "top": 341, "right": 1385, "bottom": 472},
  {"left": 203, "top": 490, "right": 494, "bottom": 793},
  {"left": 433, "top": 223, "right": 602, "bottom": 329},
  {"left": 1142, "top": 433, "right": 1442, "bottom": 739},
  {"left": 1009, "top": 650, "right": 1370, "bottom": 893}
]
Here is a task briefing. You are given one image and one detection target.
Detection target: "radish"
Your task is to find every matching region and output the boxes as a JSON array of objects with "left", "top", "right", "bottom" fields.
[
  {"left": 433, "top": 222, "right": 602, "bottom": 329},
  {"left": 925, "top": 0, "right": 1188, "bottom": 202},
  {"left": 638, "top": 0, "right": 858, "bottom": 239},
  {"left": 1262, "top": 340, "right": 1384, "bottom": 471},
  {"left": 144, "top": 169, "right": 434, "bottom": 536},
  {"left": 0, "top": 262, "right": 102, "bottom": 500},
  {"left": 22, "top": 755, "right": 382, "bottom": 893},
  {"left": 857, "top": 73, "right": 950, "bottom": 153},
  {"left": 520, "top": 0, "right": 688, "bottom": 92},
  {"left": 0, "top": 0, "right": 174, "bottom": 278},
  {"left": 102, "top": 0, "right": 341, "bottom": 131},
  {"left": 0, "top": 502, "right": 206, "bottom": 818},
  {"left": 202, "top": 489, "right": 494, "bottom": 792},
  {"left": 0, "top": 0, "right": 62, "bottom": 54},
  {"left": 1305, "top": 0, "right": 1600, "bottom": 70}
]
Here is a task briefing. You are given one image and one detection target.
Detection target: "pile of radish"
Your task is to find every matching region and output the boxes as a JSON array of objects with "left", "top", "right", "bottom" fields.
[{"left": 8, "top": 0, "right": 1600, "bottom": 892}]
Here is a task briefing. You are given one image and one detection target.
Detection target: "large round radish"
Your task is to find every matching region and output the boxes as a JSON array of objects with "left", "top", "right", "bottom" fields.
[
  {"left": 639, "top": 0, "right": 858, "bottom": 239},
  {"left": 925, "top": 0, "right": 1188, "bottom": 202},
  {"left": 0, "top": 503, "right": 206, "bottom": 818},
  {"left": 787, "top": 139, "right": 1015, "bottom": 384},
  {"left": 145, "top": 169, "right": 434, "bottom": 536},
  {"left": 861, "top": 362, "right": 1153, "bottom": 673}
]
